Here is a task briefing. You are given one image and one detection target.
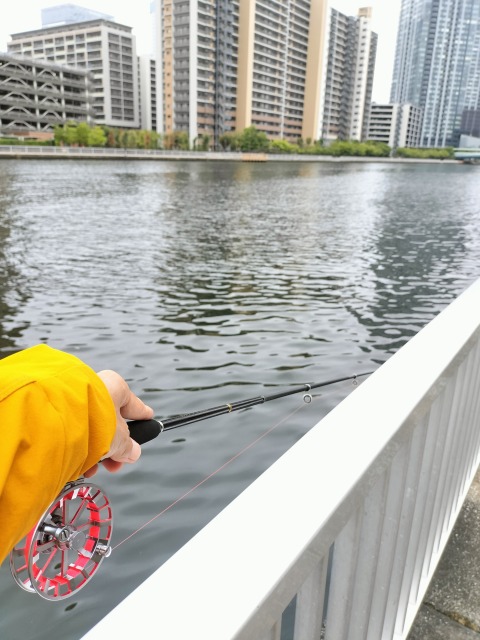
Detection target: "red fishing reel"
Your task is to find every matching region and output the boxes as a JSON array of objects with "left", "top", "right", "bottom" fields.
[
  {"left": 9, "top": 419, "right": 162, "bottom": 601},
  {"left": 10, "top": 479, "right": 113, "bottom": 601}
]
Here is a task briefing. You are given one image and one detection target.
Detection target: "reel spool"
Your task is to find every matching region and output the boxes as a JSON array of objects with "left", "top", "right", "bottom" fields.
[{"left": 10, "top": 479, "right": 113, "bottom": 601}]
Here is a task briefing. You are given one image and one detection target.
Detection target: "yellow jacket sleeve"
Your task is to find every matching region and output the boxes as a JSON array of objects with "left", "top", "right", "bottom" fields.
[{"left": 0, "top": 344, "right": 116, "bottom": 564}]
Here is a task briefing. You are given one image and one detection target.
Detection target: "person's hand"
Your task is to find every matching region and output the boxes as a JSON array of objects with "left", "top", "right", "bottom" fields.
[{"left": 84, "top": 370, "right": 154, "bottom": 477}]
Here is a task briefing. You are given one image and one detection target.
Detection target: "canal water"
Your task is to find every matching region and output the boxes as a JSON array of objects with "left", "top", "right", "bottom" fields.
[{"left": 0, "top": 159, "right": 479, "bottom": 638}]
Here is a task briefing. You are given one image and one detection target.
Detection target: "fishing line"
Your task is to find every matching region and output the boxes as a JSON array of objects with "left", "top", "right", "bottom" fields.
[
  {"left": 115, "top": 374, "right": 370, "bottom": 548},
  {"left": 10, "top": 371, "right": 370, "bottom": 600},
  {"left": 113, "top": 398, "right": 312, "bottom": 551}
]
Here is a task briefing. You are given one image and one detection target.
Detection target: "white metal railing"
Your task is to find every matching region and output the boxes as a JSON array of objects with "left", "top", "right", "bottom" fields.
[
  {"left": 0, "top": 145, "right": 230, "bottom": 159},
  {"left": 0, "top": 146, "right": 460, "bottom": 163},
  {"left": 82, "top": 278, "right": 480, "bottom": 639}
]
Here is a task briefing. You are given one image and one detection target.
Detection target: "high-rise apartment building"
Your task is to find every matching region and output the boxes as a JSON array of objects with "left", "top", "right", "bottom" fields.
[
  {"left": 154, "top": 0, "right": 328, "bottom": 146},
  {"left": 321, "top": 6, "right": 377, "bottom": 143},
  {"left": 7, "top": 19, "right": 140, "bottom": 129},
  {"left": 390, "top": 0, "right": 480, "bottom": 147}
]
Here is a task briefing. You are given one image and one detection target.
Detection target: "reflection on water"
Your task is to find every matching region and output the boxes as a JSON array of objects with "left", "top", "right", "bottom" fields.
[
  {"left": 0, "top": 167, "right": 31, "bottom": 354},
  {"left": 0, "top": 159, "right": 479, "bottom": 639},
  {"left": 345, "top": 165, "right": 472, "bottom": 354}
]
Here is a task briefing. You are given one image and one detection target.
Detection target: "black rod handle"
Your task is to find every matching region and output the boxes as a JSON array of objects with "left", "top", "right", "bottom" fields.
[{"left": 127, "top": 419, "right": 162, "bottom": 445}]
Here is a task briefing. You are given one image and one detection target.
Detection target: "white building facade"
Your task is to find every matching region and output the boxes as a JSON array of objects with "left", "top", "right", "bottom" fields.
[
  {"left": 321, "top": 6, "right": 377, "bottom": 143},
  {"left": 138, "top": 54, "right": 157, "bottom": 132},
  {"left": 7, "top": 19, "right": 140, "bottom": 129},
  {"left": 368, "top": 103, "right": 422, "bottom": 149}
]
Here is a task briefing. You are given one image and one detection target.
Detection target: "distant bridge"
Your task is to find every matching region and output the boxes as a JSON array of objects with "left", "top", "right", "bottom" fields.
[{"left": 454, "top": 148, "right": 480, "bottom": 163}]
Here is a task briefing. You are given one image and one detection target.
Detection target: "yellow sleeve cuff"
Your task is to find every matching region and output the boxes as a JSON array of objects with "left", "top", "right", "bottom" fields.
[{"left": 0, "top": 344, "right": 116, "bottom": 562}]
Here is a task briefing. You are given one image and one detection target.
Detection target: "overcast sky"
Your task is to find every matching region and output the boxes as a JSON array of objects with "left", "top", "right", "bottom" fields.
[{"left": 0, "top": 0, "right": 401, "bottom": 102}]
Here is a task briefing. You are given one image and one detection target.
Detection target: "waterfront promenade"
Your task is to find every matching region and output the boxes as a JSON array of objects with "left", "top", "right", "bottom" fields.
[{"left": 0, "top": 145, "right": 461, "bottom": 163}]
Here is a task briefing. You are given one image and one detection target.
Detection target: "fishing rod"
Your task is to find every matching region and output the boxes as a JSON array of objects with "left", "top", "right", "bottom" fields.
[
  {"left": 127, "top": 371, "right": 373, "bottom": 443},
  {"left": 10, "top": 370, "right": 372, "bottom": 601}
]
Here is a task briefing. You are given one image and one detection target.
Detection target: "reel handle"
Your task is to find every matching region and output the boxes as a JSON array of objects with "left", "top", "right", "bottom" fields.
[{"left": 127, "top": 419, "right": 162, "bottom": 445}]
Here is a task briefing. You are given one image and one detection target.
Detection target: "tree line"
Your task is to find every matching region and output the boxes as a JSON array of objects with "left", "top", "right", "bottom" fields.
[
  {"left": 52, "top": 123, "right": 457, "bottom": 159},
  {"left": 0, "top": 121, "right": 455, "bottom": 159},
  {"left": 218, "top": 127, "right": 454, "bottom": 158},
  {"left": 53, "top": 122, "right": 161, "bottom": 149}
]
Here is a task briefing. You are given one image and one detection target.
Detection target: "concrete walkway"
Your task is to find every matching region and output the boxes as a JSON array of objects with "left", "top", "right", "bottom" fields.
[{"left": 407, "top": 470, "right": 480, "bottom": 639}]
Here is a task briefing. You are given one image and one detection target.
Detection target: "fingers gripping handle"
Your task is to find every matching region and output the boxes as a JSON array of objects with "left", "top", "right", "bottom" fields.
[{"left": 127, "top": 419, "right": 162, "bottom": 445}]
